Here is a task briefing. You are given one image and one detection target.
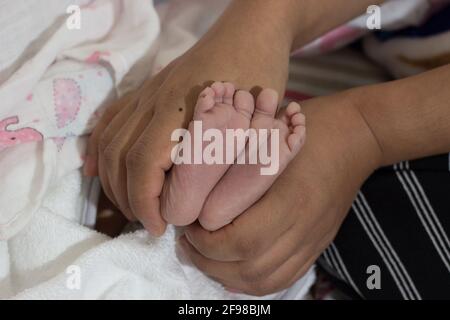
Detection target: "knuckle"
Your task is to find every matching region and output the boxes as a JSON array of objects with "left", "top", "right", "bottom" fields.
[
  {"left": 98, "top": 133, "right": 112, "bottom": 153},
  {"left": 126, "top": 147, "right": 145, "bottom": 169},
  {"left": 103, "top": 142, "right": 119, "bottom": 164}
]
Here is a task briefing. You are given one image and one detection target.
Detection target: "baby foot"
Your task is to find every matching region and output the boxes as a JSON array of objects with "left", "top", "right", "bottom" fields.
[
  {"left": 198, "top": 90, "right": 306, "bottom": 231},
  {"left": 161, "top": 82, "right": 255, "bottom": 226}
]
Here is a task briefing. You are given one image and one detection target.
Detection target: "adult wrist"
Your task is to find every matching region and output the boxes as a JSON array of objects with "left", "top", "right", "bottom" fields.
[
  {"left": 197, "top": 0, "right": 294, "bottom": 55},
  {"left": 301, "top": 91, "right": 383, "bottom": 180}
]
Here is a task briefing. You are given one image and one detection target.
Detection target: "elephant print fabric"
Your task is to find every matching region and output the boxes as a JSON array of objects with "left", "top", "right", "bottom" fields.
[
  {"left": 53, "top": 79, "right": 82, "bottom": 129},
  {"left": 0, "top": 116, "right": 43, "bottom": 152},
  {"left": 0, "top": 78, "right": 81, "bottom": 152}
]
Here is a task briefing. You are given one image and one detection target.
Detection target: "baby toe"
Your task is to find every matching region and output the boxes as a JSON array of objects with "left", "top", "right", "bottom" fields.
[
  {"left": 223, "top": 82, "right": 235, "bottom": 105},
  {"left": 211, "top": 82, "right": 226, "bottom": 103},
  {"left": 234, "top": 90, "right": 255, "bottom": 119},
  {"left": 285, "top": 102, "right": 301, "bottom": 117},
  {"left": 255, "top": 88, "right": 278, "bottom": 117},
  {"left": 288, "top": 126, "right": 306, "bottom": 153},
  {"left": 195, "top": 87, "right": 216, "bottom": 113}
]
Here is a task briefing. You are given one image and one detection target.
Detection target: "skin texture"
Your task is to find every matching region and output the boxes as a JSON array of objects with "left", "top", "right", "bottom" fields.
[
  {"left": 94, "top": 62, "right": 450, "bottom": 295},
  {"left": 181, "top": 91, "right": 381, "bottom": 295},
  {"left": 180, "top": 65, "right": 450, "bottom": 295},
  {"left": 85, "top": 0, "right": 382, "bottom": 235},
  {"left": 162, "top": 83, "right": 305, "bottom": 231},
  {"left": 160, "top": 82, "right": 256, "bottom": 227},
  {"left": 86, "top": 0, "right": 450, "bottom": 295},
  {"left": 197, "top": 95, "right": 305, "bottom": 232}
]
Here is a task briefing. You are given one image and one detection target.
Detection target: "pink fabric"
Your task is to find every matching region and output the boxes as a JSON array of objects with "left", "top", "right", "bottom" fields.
[
  {"left": 53, "top": 79, "right": 82, "bottom": 129},
  {"left": 0, "top": 116, "right": 43, "bottom": 152}
]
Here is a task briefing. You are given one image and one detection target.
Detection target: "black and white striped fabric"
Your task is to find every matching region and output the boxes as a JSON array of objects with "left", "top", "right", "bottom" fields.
[{"left": 320, "top": 154, "right": 450, "bottom": 299}]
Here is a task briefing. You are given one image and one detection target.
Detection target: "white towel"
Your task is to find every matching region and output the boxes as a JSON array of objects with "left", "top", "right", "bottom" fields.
[
  {"left": 1, "top": 164, "right": 315, "bottom": 299},
  {"left": 0, "top": 0, "right": 316, "bottom": 300}
]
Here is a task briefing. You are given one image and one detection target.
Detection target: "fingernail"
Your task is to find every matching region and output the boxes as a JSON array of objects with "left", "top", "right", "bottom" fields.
[{"left": 83, "top": 156, "right": 95, "bottom": 176}]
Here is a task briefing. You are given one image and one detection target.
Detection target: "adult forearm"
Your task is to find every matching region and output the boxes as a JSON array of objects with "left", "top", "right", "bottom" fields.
[
  {"left": 200, "top": 0, "right": 385, "bottom": 54},
  {"left": 188, "top": 0, "right": 385, "bottom": 96},
  {"left": 353, "top": 64, "right": 450, "bottom": 166},
  {"left": 288, "top": 0, "right": 386, "bottom": 49}
]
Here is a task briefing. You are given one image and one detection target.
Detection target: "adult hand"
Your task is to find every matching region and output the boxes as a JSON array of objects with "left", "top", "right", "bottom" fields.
[
  {"left": 83, "top": 16, "right": 291, "bottom": 236},
  {"left": 180, "top": 91, "right": 383, "bottom": 296},
  {"left": 84, "top": 0, "right": 381, "bottom": 237}
]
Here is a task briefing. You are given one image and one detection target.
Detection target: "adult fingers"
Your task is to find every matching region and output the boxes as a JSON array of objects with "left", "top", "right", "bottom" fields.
[
  {"left": 96, "top": 66, "right": 175, "bottom": 220},
  {"left": 185, "top": 174, "right": 306, "bottom": 261},
  {"left": 180, "top": 234, "right": 318, "bottom": 296},
  {"left": 125, "top": 108, "right": 182, "bottom": 236},
  {"left": 84, "top": 92, "right": 136, "bottom": 177},
  {"left": 98, "top": 97, "right": 141, "bottom": 220},
  {"left": 85, "top": 61, "right": 175, "bottom": 177}
]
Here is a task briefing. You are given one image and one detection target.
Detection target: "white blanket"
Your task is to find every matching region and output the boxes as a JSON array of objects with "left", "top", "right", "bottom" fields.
[{"left": 0, "top": 0, "right": 315, "bottom": 300}]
